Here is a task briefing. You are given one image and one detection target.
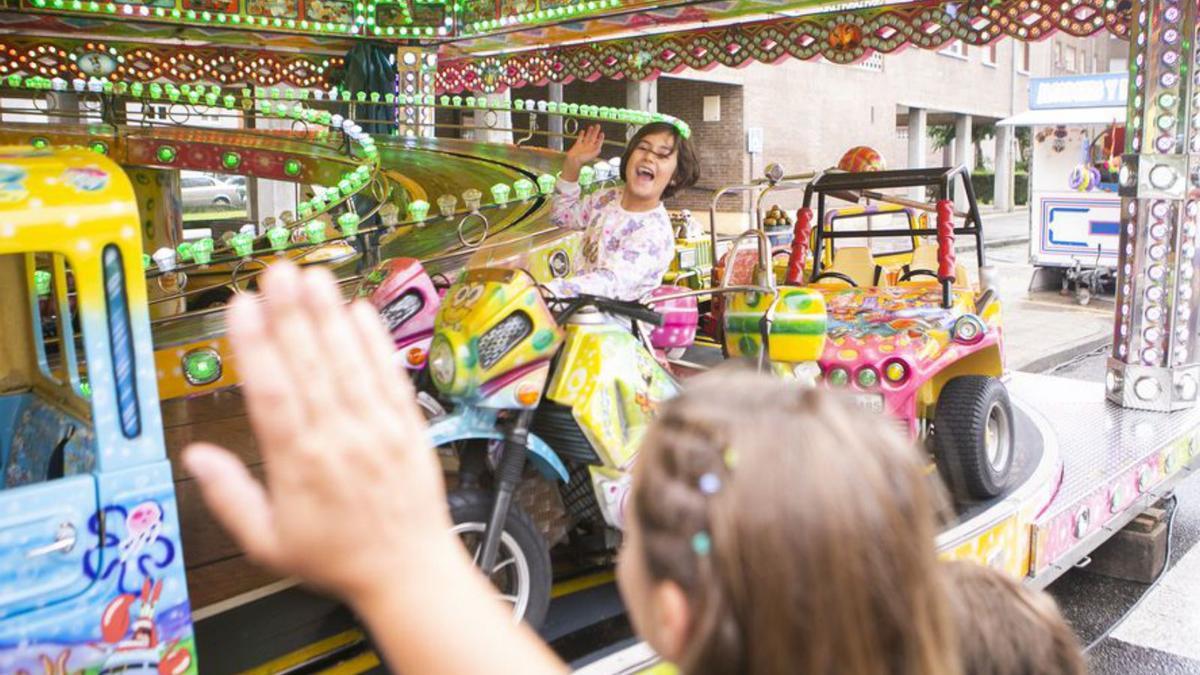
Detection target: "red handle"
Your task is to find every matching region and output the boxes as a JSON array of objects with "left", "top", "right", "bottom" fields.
[
  {"left": 936, "top": 199, "right": 956, "bottom": 282},
  {"left": 786, "top": 207, "right": 813, "bottom": 284}
]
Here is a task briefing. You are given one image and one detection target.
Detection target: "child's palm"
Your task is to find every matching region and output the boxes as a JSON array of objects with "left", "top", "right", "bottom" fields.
[{"left": 568, "top": 125, "right": 604, "bottom": 164}]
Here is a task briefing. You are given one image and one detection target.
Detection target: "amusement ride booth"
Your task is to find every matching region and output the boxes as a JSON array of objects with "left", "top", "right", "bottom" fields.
[
  {"left": 1000, "top": 72, "right": 1127, "bottom": 303},
  {"left": 0, "top": 0, "right": 1197, "bottom": 670}
]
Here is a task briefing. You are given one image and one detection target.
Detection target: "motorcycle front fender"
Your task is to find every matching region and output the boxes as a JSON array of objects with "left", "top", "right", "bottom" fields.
[{"left": 425, "top": 408, "right": 569, "bottom": 483}]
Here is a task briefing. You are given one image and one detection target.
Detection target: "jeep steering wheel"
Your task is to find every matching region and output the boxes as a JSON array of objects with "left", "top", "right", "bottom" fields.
[
  {"left": 900, "top": 268, "right": 939, "bottom": 282},
  {"left": 812, "top": 271, "right": 859, "bottom": 287}
]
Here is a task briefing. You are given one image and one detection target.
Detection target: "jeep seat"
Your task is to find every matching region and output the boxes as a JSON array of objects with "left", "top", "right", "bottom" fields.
[
  {"left": 907, "top": 244, "right": 970, "bottom": 289},
  {"left": 825, "top": 246, "right": 882, "bottom": 287}
]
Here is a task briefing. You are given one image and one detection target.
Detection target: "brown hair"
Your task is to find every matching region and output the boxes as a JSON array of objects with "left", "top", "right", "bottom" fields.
[
  {"left": 632, "top": 367, "right": 959, "bottom": 675},
  {"left": 944, "top": 561, "right": 1085, "bottom": 675},
  {"left": 620, "top": 121, "right": 700, "bottom": 200}
]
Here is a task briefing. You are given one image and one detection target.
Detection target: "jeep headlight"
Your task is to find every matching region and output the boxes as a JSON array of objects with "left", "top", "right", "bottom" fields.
[
  {"left": 380, "top": 290, "right": 424, "bottom": 332},
  {"left": 429, "top": 337, "right": 456, "bottom": 390},
  {"left": 952, "top": 315, "right": 986, "bottom": 344}
]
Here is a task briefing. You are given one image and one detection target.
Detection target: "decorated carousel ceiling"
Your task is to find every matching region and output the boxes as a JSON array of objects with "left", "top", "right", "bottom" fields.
[{"left": 0, "top": 0, "right": 1129, "bottom": 90}]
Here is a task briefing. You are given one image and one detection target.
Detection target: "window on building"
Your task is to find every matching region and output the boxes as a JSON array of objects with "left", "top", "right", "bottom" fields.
[
  {"left": 984, "top": 42, "right": 998, "bottom": 67},
  {"left": 1054, "top": 43, "right": 1063, "bottom": 69},
  {"left": 1065, "top": 46, "right": 1077, "bottom": 72},
  {"left": 1019, "top": 42, "right": 1031, "bottom": 73},
  {"left": 940, "top": 40, "right": 968, "bottom": 59}
]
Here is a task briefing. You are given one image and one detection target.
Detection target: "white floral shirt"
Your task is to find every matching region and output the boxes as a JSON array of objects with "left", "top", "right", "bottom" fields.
[{"left": 544, "top": 179, "right": 674, "bottom": 302}]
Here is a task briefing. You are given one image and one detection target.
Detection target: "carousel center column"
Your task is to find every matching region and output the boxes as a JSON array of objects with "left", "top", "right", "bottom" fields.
[
  {"left": 1108, "top": 0, "right": 1200, "bottom": 410},
  {"left": 396, "top": 46, "right": 437, "bottom": 138}
]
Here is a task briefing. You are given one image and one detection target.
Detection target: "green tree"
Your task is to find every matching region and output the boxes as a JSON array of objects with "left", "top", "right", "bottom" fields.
[{"left": 928, "top": 122, "right": 997, "bottom": 169}]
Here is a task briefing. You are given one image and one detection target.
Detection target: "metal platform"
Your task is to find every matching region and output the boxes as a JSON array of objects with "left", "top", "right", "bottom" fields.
[{"left": 197, "top": 371, "right": 1200, "bottom": 674}]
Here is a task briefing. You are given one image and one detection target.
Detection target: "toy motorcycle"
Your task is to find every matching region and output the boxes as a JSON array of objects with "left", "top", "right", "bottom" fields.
[{"left": 419, "top": 266, "right": 681, "bottom": 627}]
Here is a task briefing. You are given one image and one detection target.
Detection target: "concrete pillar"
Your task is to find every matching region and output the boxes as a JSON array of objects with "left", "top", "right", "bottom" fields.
[
  {"left": 1107, "top": 0, "right": 1200, "bottom": 410},
  {"left": 994, "top": 124, "right": 1015, "bottom": 211},
  {"left": 474, "top": 91, "right": 513, "bottom": 145},
  {"left": 625, "top": 80, "right": 657, "bottom": 140},
  {"left": 548, "top": 83, "right": 564, "bottom": 152},
  {"left": 907, "top": 108, "right": 927, "bottom": 201},
  {"left": 953, "top": 114, "right": 974, "bottom": 211}
]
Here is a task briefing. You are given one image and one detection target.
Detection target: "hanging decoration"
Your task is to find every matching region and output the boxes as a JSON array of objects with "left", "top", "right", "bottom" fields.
[
  {"left": 439, "top": 0, "right": 1131, "bottom": 92},
  {"left": 0, "top": 38, "right": 343, "bottom": 87}
]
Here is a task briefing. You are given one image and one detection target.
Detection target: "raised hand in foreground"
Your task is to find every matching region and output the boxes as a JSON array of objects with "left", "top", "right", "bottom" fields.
[
  {"left": 183, "top": 262, "right": 566, "bottom": 675},
  {"left": 561, "top": 123, "right": 605, "bottom": 182}
]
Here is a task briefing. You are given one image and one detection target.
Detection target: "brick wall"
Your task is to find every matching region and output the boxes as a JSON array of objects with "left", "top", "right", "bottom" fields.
[{"left": 657, "top": 77, "right": 746, "bottom": 213}]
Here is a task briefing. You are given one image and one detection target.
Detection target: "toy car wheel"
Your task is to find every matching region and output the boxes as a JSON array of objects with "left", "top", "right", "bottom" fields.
[
  {"left": 448, "top": 489, "right": 551, "bottom": 628},
  {"left": 934, "top": 376, "right": 1015, "bottom": 501}
]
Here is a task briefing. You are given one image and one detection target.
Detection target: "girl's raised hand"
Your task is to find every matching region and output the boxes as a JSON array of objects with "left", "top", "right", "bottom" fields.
[{"left": 561, "top": 124, "right": 604, "bottom": 181}]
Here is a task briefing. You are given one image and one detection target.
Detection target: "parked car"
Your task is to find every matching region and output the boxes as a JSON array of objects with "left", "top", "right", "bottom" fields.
[{"left": 181, "top": 173, "right": 245, "bottom": 209}]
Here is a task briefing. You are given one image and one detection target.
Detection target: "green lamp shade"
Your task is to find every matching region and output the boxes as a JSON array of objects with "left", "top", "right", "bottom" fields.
[
  {"left": 306, "top": 220, "right": 327, "bottom": 244},
  {"left": 182, "top": 348, "right": 223, "bottom": 386},
  {"left": 78, "top": 379, "right": 91, "bottom": 399},
  {"left": 176, "top": 241, "right": 195, "bottom": 262},
  {"left": 231, "top": 232, "right": 254, "bottom": 257},
  {"left": 33, "top": 270, "right": 51, "bottom": 296},
  {"left": 578, "top": 165, "right": 595, "bottom": 187},
  {"left": 537, "top": 174, "right": 557, "bottom": 195},
  {"left": 31, "top": 137, "right": 49, "bottom": 150},
  {"left": 267, "top": 226, "right": 291, "bottom": 252},
  {"left": 192, "top": 237, "right": 214, "bottom": 265},
  {"left": 89, "top": 141, "right": 108, "bottom": 155},
  {"left": 490, "top": 183, "right": 512, "bottom": 205},
  {"left": 514, "top": 179, "right": 535, "bottom": 200},
  {"left": 142, "top": 253, "right": 151, "bottom": 270},
  {"left": 337, "top": 212, "right": 360, "bottom": 237},
  {"left": 408, "top": 200, "right": 430, "bottom": 221}
]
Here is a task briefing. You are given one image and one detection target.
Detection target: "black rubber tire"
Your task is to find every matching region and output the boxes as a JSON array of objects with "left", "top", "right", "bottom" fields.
[
  {"left": 933, "top": 375, "right": 1015, "bottom": 501},
  {"left": 212, "top": 196, "right": 232, "bottom": 206},
  {"left": 448, "top": 489, "right": 552, "bottom": 628}
]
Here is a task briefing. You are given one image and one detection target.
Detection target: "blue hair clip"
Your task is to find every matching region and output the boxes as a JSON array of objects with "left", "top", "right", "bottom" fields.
[{"left": 691, "top": 531, "right": 712, "bottom": 556}]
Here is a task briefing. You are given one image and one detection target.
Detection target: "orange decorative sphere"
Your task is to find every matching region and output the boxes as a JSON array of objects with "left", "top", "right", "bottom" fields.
[{"left": 837, "top": 146, "right": 886, "bottom": 173}]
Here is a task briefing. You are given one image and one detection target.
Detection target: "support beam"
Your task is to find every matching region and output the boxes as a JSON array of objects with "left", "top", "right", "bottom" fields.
[
  {"left": 1107, "top": 0, "right": 1200, "bottom": 410},
  {"left": 625, "top": 80, "right": 657, "bottom": 140},
  {"left": 953, "top": 114, "right": 973, "bottom": 212},
  {"left": 995, "top": 124, "right": 1014, "bottom": 211},
  {"left": 907, "top": 107, "right": 927, "bottom": 201},
  {"left": 396, "top": 47, "right": 436, "bottom": 138},
  {"left": 548, "top": 83, "right": 564, "bottom": 151}
]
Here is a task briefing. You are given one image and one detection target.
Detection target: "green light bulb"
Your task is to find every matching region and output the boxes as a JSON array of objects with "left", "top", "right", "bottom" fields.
[
  {"left": 231, "top": 232, "right": 254, "bottom": 257},
  {"left": 221, "top": 152, "right": 241, "bottom": 169},
  {"left": 33, "top": 270, "right": 51, "bottom": 296},
  {"left": 284, "top": 159, "right": 302, "bottom": 176},
  {"left": 191, "top": 238, "right": 214, "bottom": 265},
  {"left": 306, "top": 219, "right": 328, "bottom": 244},
  {"left": 157, "top": 145, "right": 176, "bottom": 162},
  {"left": 176, "top": 242, "right": 194, "bottom": 262},
  {"left": 267, "top": 226, "right": 291, "bottom": 252},
  {"left": 337, "top": 212, "right": 361, "bottom": 237}
]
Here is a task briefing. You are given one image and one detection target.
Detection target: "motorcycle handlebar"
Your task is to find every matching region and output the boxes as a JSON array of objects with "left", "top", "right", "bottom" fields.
[{"left": 550, "top": 293, "right": 665, "bottom": 327}]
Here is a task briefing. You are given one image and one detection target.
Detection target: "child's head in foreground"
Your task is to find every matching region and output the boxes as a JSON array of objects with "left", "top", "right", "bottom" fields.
[
  {"left": 617, "top": 368, "right": 958, "bottom": 675},
  {"left": 944, "top": 560, "right": 1085, "bottom": 675}
]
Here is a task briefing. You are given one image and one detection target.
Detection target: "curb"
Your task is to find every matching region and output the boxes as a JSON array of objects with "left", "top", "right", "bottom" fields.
[
  {"left": 957, "top": 235, "right": 1029, "bottom": 252},
  {"left": 1014, "top": 334, "right": 1111, "bottom": 374}
]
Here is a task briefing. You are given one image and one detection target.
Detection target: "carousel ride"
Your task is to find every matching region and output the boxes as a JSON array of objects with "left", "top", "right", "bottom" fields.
[{"left": 0, "top": 0, "right": 1198, "bottom": 669}]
